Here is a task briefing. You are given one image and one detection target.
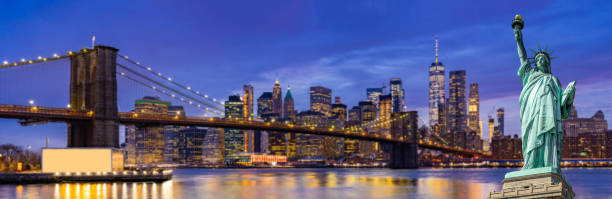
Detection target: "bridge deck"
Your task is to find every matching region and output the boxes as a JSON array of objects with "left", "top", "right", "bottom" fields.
[{"left": 0, "top": 104, "right": 490, "bottom": 157}]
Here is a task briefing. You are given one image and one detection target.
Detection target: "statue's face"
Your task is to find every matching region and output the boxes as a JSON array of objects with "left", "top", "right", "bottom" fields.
[{"left": 535, "top": 54, "right": 550, "bottom": 73}]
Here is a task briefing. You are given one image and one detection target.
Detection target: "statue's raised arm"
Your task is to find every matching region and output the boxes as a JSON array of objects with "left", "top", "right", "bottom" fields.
[{"left": 513, "top": 15, "right": 529, "bottom": 67}]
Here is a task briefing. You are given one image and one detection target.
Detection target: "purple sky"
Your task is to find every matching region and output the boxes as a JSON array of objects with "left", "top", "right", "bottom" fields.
[{"left": 1, "top": 0, "right": 611, "bottom": 150}]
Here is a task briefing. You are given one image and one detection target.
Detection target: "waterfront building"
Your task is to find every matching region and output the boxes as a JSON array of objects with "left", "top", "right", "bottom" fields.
[
  {"left": 224, "top": 95, "right": 244, "bottom": 160},
  {"left": 562, "top": 108, "right": 608, "bottom": 158},
  {"left": 257, "top": 92, "right": 273, "bottom": 119},
  {"left": 272, "top": 78, "right": 283, "bottom": 116},
  {"left": 428, "top": 38, "right": 445, "bottom": 127},
  {"left": 491, "top": 134, "right": 522, "bottom": 159},
  {"left": 295, "top": 110, "right": 327, "bottom": 158},
  {"left": 176, "top": 127, "right": 206, "bottom": 165},
  {"left": 310, "top": 86, "right": 332, "bottom": 117},
  {"left": 202, "top": 128, "right": 224, "bottom": 164},
  {"left": 129, "top": 96, "right": 171, "bottom": 166},
  {"left": 390, "top": 78, "right": 405, "bottom": 112},
  {"left": 167, "top": 105, "right": 185, "bottom": 118},
  {"left": 243, "top": 85, "right": 255, "bottom": 152},
  {"left": 496, "top": 108, "right": 505, "bottom": 136},
  {"left": 283, "top": 86, "right": 296, "bottom": 122},
  {"left": 562, "top": 107, "right": 607, "bottom": 137},
  {"left": 448, "top": 70, "right": 467, "bottom": 147},
  {"left": 468, "top": 83, "right": 481, "bottom": 137}
]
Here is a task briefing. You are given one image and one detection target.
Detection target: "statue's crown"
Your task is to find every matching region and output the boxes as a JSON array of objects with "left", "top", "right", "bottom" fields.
[{"left": 529, "top": 45, "right": 557, "bottom": 61}]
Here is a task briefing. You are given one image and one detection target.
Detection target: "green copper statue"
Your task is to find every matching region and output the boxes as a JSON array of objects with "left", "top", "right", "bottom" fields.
[{"left": 512, "top": 14, "right": 576, "bottom": 174}]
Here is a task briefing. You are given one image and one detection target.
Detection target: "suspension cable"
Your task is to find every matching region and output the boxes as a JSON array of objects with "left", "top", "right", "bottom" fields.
[
  {"left": 117, "top": 54, "right": 224, "bottom": 107},
  {"left": 117, "top": 63, "right": 224, "bottom": 113},
  {"left": 117, "top": 71, "right": 223, "bottom": 116}
]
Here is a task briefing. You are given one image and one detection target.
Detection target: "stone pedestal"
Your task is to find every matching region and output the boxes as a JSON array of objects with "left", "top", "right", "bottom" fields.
[{"left": 489, "top": 168, "right": 574, "bottom": 199}]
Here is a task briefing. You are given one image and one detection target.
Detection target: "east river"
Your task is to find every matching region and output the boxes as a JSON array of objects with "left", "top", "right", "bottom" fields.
[{"left": 1, "top": 168, "right": 611, "bottom": 199}]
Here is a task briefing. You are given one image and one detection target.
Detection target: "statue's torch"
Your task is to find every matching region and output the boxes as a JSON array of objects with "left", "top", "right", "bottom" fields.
[{"left": 512, "top": 14, "right": 524, "bottom": 30}]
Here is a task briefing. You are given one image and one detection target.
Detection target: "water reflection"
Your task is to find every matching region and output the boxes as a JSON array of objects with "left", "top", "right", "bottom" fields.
[{"left": 1, "top": 168, "right": 609, "bottom": 198}]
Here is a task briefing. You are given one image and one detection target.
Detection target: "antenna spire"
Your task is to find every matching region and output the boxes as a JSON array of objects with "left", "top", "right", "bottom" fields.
[{"left": 435, "top": 36, "right": 439, "bottom": 64}]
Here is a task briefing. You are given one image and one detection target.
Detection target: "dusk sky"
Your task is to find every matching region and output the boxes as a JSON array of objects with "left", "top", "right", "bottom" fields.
[{"left": 1, "top": 0, "right": 611, "bottom": 150}]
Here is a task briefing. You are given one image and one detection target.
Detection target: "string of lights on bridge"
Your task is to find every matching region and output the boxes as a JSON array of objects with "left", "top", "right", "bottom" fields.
[
  {"left": 116, "top": 63, "right": 224, "bottom": 113},
  {"left": 0, "top": 50, "right": 88, "bottom": 69},
  {"left": 117, "top": 71, "right": 223, "bottom": 116},
  {"left": 117, "top": 54, "right": 225, "bottom": 108}
]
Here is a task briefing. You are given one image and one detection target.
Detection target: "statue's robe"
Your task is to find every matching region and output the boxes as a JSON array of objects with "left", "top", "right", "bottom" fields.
[{"left": 518, "top": 62, "right": 574, "bottom": 173}]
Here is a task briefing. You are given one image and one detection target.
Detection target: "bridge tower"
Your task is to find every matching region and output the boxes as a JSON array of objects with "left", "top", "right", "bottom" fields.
[
  {"left": 388, "top": 111, "right": 419, "bottom": 169},
  {"left": 67, "top": 46, "right": 119, "bottom": 147}
]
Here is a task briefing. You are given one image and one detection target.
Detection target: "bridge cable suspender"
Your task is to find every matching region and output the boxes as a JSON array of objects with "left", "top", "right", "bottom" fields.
[
  {"left": 116, "top": 63, "right": 224, "bottom": 113},
  {"left": 117, "top": 55, "right": 224, "bottom": 107},
  {"left": 117, "top": 71, "right": 222, "bottom": 116}
]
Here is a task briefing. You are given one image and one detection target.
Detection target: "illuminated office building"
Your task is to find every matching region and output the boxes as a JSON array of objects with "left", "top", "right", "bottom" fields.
[
  {"left": 468, "top": 83, "right": 481, "bottom": 137},
  {"left": 448, "top": 70, "right": 467, "bottom": 147},
  {"left": 390, "top": 78, "right": 405, "bottom": 112},
  {"left": 496, "top": 108, "right": 504, "bottom": 136},
  {"left": 272, "top": 78, "right": 283, "bottom": 116},
  {"left": 283, "top": 86, "right": 296, "bottom": 121},
  {"left": 310, "top": 86, "right": 332, "bottom": 117},
  {"left": 224, "top": 95, "right": 244, "bottom": 161},
  {"left": 175, "top": 127, "right": 206, "bottom": 165},
  {"left": 257, "top": 92, "right": 273, "bottom": 119},
  {"left": 295, "top": 110, "right": 326, "bottom": 158},
  {"left": 359, "top": 101, "right": 376, "bottom": 122},
  {"left": 348, "top": 106, "right": 361, "bottom": 123},
  {"left": 202, "top": 128, "right": 224, "bottom": 164},
  {"left": 243, "top": 85, "right": 254, "bottom": 152},
  {"left": 129, "top": 96, "right": 171, "bottom": 166},
  {"left": 429, "top": 38, "right": 445, "bottom": 127},
  {"left": 331, "top": 97, "right": 347, "bottom": 121},
  {"left": 366, "top": 88, "right": 383, "bottom": 110},
  {"left": 378, "top": 94, "right": 392, "bottom": 131}
]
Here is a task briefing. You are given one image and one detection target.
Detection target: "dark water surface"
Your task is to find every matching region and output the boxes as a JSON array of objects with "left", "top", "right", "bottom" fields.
[{"left": 0, "top": 168, "right": 611, "bottom": 198}]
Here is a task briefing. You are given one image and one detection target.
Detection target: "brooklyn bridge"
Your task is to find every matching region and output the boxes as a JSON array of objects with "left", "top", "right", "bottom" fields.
[{"left": 0, "top": 45, "right": 490, "bottom": 169}]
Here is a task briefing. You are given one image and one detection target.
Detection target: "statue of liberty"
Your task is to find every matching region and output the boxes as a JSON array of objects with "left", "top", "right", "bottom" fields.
[{"left": 512, "top": 14, "right": 576, "bottom": 174}]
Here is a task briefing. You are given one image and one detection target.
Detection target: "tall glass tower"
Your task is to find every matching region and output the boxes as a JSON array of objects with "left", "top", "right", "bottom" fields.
[
  {"left": 390, "top": 78, "right": 405, "bottom": 113},
  {"left": 428, "top": 38, "right": 445, "bottom": 127}
]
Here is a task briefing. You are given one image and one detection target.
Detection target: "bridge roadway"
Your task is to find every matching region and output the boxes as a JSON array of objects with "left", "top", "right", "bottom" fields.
[{"left": 0, "top": 104, "right": 489, "bottom": 157}]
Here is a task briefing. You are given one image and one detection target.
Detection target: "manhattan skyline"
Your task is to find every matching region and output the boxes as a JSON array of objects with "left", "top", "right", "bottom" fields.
[{"left": 1, "top": 0, "right": 612, "bottom": 149}]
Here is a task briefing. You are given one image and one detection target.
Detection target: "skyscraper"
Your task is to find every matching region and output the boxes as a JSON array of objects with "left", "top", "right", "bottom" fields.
[
  {"left": 129, "top": 96, "right": 171, "bottom": 166},
  {"left": 243, "top": 85, "right": 254, "bottom": 120},
  {"left": 367, "top": 88, "right": 383, "bottom": 111},
  {"left": 359, "top": 101, "right": 376, "bottom": 122},
  {"left": 348, "top": 106, "right": 361, "bottom": 123},
  {"left": 257, "top": 92, "right": 273, "bottom": 119},
  {"left": 331, "top": 97, "right": 347, "bottom": 121},
  {"left": 283, "top": 86, "right": 296, "bottom": 121},
  {"left": 272, "top": 78, "right": 283, "bottom": 116},
  {"left": 378, "top": 94, "right": 392, "bottom": 130},
  {"left": 310, "top": 86, "right": 332, "bottom": 117},
  {"left": 224, "top": 95, "right": 244, "bottom": 160},
  {"left": 488, "top": 116, "right": 495, "bottom": 141},
  {"left": 295, "top": 110, "right": 326, "bottom": 158},
  {"left": 448, "top": 70, "right": 467, "bottom": 147},
  {"left": 390, "top": 78, "right": 405, "bottom": 112},
  {"left": 429, "top": 38, "right": 445, "bottom": 127},
  {"left": 468, "top": 83, "right": 481, "bottom": 137},
  {"left": 496, "top": 108, "right": 504, "bottom": 136},
  {"left": 243, "top": 85, "right": 254, "bottom": 152}
]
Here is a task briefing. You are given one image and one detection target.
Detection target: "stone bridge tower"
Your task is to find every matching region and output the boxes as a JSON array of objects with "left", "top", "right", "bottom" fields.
[{"left": 67, "top": 45, "right": 119, "bottom": 147}]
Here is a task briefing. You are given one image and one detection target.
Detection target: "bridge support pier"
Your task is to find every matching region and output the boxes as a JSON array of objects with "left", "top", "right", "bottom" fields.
[
  {"left": 389, "top": 142, "right": 418, "bottom": 169},
  {"left": 67, "top": 46, "right": 119, "bottom": 148}
]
